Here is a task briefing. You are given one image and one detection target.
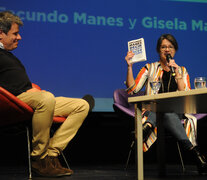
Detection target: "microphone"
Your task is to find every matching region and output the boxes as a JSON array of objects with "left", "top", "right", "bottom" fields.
[{"left": 166, "top": 54, "right": 175, "bottom": 76}]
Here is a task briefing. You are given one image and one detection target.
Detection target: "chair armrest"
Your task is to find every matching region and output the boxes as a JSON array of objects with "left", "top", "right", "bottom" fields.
[{"left": 53, "top": 116, "right": 66, "bottom": 123}]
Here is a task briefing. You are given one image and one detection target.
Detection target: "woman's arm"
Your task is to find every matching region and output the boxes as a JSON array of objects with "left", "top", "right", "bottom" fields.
[
  {"left": 125, "top": 51, "right": 149, "bottom": 94},
  {"left": 125, "top": 51, "right": 135, "bottom": 88}
]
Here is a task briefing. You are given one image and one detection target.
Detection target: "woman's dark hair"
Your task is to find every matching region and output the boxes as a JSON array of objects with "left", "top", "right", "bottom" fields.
[{"left": 156, "top": 34, "right": 178, "bottom": 53}]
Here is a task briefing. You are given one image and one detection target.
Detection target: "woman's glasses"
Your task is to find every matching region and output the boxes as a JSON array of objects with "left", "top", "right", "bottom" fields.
[{"left": 160, "top": 45, "right": 174, "bottom": 51}]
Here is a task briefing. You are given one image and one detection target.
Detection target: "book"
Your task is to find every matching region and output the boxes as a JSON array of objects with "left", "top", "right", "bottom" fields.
[{"left": 128, "top": 38, "right": 147, "bottom": 64}]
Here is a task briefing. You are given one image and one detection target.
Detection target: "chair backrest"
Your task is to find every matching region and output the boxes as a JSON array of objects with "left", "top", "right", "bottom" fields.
[
  {"left": 32, "top": 83, "right": 41, "bottom": 90},
  {"left": 113, "top": 89, "right": 144, "bottom": 117},
  {"left": 0, "top": 86, "right": 34, "bottom": 127}
]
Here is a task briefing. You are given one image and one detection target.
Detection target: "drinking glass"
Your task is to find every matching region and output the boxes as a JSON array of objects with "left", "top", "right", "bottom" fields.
[
  {"left": 150, "top": 80, "right": 161, "bottom": 94},
  {"left": 194, "top": 77, "right": 206, "bottom": 89}
]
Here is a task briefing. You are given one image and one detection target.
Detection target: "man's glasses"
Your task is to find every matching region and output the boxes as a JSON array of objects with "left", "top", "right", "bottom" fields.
[{"left": 160, "top": 45, "right": 175, "bottom": 51}]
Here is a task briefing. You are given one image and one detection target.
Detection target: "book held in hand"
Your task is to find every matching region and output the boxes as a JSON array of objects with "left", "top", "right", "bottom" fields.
[{"left": 128, "top": 38, "right": 147, "bottom": 64}]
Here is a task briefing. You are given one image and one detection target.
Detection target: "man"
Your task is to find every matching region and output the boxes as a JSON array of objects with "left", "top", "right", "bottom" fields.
[{"left": 0, "top": 11, "right": 89, "bottom": 177}]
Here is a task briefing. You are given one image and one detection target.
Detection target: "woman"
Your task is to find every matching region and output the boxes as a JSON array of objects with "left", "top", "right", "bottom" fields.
[{"left": 125, "top": 34, "right": 207, "bottom": 174}]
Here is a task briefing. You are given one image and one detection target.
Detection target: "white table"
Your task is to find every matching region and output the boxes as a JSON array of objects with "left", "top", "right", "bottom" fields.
[{"left": 128, "top": 88, "right": 207, "bottom": 180}]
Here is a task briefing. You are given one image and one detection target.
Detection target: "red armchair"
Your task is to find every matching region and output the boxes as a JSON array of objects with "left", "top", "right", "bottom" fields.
[{"left": 0, "top": 84, "right": 68, "bottom": 179}]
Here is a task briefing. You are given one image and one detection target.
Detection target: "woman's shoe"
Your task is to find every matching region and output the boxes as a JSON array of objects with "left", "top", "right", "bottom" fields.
[
  {"left": 190, "top": 146, "right": 207, "bottom": 175},
  {"left": 143, "top": 123, "right": 153, "bottom": 142}
]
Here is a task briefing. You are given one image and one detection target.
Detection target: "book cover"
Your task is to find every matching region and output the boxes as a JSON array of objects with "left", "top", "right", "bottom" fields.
[{"left": 128, "top": 38, "right": 147, "bottom": 64}]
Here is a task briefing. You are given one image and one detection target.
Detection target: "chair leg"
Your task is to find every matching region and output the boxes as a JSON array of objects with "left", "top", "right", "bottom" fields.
[
  {"left": 177, "top": 141, "right": 185, "bottom": 173},
  {"left": 125, "top": 140, "right": 135, "bottom": 170},
  {"left": 60, "top": 151, "right": 70, "bottom": 169},
  {"left": 26, "top": 126, "right": 32, "bottom": 179}
]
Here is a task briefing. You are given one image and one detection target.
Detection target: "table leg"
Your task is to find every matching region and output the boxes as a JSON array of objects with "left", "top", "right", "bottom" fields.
[
  {"left": 156, "top": 112, "right": 166, "bottom": 177},
  {"left": 135, "top": 104, "right": 144, "bottom": 180}
]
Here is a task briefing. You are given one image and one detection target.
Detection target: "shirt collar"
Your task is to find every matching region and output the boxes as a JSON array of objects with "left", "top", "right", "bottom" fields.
[{"left": 0, "top": 42, "right": 4, "bottom": 49}]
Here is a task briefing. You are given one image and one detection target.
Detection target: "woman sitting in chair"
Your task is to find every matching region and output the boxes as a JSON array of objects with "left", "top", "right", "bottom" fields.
[{"left": 125, "top": 33, "right": 207, "bottom": 175}]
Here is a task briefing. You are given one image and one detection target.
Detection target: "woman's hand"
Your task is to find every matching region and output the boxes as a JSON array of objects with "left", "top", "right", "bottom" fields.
[
  {"left": 168, "top": 59, "right": 185, "bottom": 90},
  {"left": 167, "top": 59, "right": 179, "bottom": 75},
  {"left": 125, "top": 51, "right": 134, "bottom": 67}
]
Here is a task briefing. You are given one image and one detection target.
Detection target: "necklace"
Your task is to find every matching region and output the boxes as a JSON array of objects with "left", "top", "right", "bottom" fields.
[{"left": 161, "top": 72, "right": 172, "bottom": 93}]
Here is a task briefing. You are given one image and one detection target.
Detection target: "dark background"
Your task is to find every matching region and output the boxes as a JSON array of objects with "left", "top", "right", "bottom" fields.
[{"left": 1, "top": 112, "right": 207, "bottom": 168}]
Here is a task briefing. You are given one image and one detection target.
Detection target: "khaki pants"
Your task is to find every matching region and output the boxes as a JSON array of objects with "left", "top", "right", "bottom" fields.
[{"left": 17, "top": 91, "right": 89, "bottom": 159}]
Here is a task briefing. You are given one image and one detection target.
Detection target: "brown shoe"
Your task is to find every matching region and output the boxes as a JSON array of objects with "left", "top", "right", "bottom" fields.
[
  {"left": 32, "top": 156, "right": 69, "bottom": 177},
  {"left": 49, "top": 156, "right": 73, "bottom": 175}
]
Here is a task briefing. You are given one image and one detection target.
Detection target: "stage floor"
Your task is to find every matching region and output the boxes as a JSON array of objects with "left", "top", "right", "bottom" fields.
[{"left": 0, "top": 163, "right": 207, "bottom": 180}]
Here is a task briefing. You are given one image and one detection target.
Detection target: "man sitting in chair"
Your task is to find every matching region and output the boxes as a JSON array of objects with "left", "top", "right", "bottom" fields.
[{"left": 0, "top": 11, "right": 90, "bottom": 177}]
